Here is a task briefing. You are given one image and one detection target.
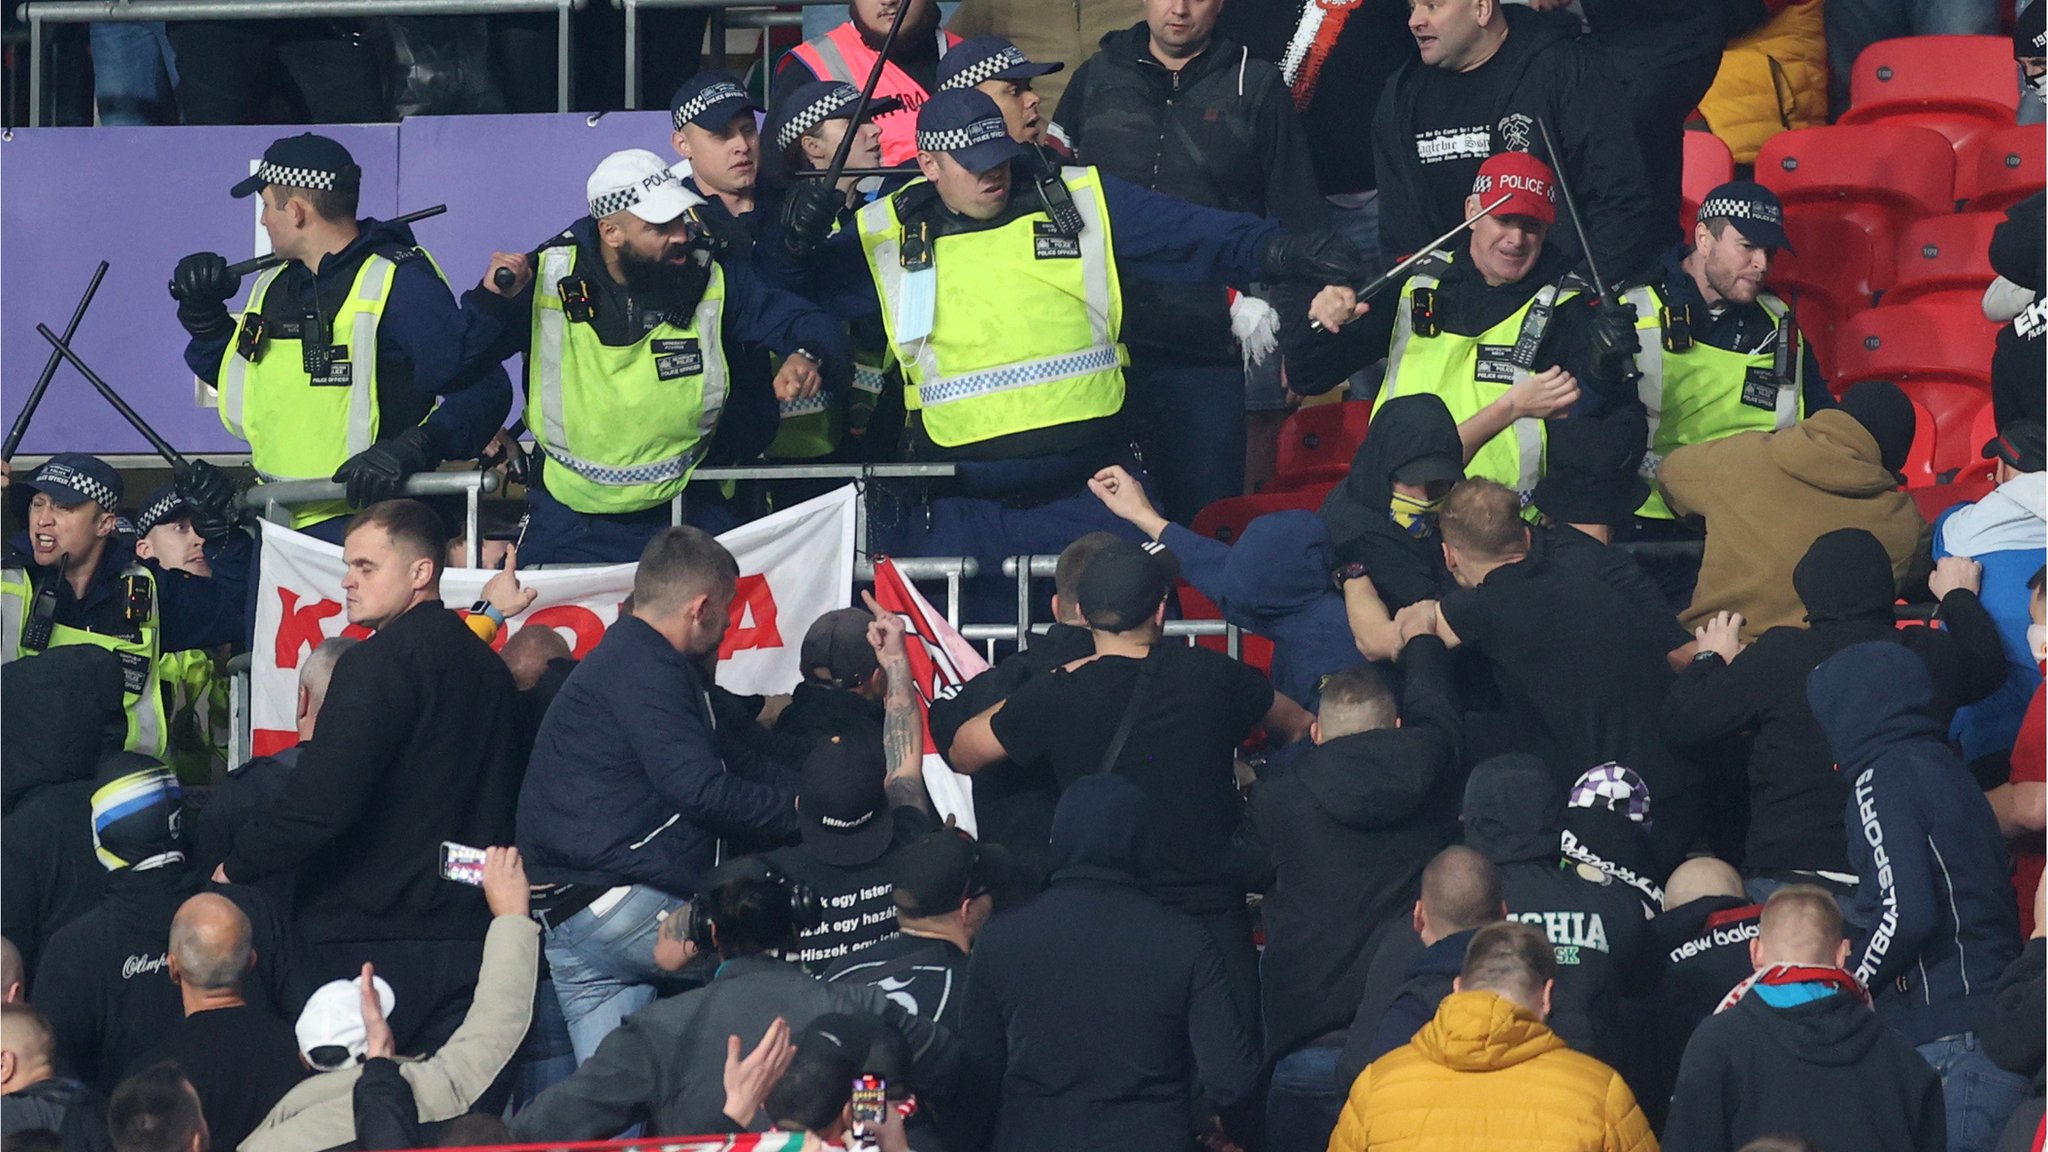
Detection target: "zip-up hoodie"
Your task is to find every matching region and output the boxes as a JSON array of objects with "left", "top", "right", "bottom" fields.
[{"left": 1808, "top": 640, "right": 2021, "bottom": 1044}]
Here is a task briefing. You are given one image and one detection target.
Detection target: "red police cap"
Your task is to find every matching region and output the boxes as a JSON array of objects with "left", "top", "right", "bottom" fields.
[{"left": 1471, "top": 151, "right": 1557, "bottom": 226}]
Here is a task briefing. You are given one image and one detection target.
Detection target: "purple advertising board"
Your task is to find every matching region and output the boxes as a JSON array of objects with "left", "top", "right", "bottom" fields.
[{"left": 2, "top": 113, "right": 673, "bottom": 457}]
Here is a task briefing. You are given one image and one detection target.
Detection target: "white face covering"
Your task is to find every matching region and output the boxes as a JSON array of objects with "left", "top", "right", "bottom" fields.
[
  {"left": 2029, "top": 621, "right": 2046, "bottom": 663},
  {"left": 2030, "top": 70, "right": 2048, "bottom": 101}
]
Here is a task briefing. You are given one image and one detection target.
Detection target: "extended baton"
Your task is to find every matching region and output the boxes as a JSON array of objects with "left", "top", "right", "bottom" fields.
[
  {"left": 34, "top": 325, "right": 187, "bottom": 468},
  {"left": 790, "top": 166, "right": 922, "bottom": 181},
  {"left": 4, "top": 261, "right": 109, "bottom": 462},
  {"left": 1312, "top": 195, "right": 1512, "bottom": 332},
  {"left": 165, "top": 204, "right": 450, "bottom": 297},
  {"left": 817, "top": 0, "right": 915, "bottom": 194},
  {"left": 1534, "top": 117, "right": 1606, "bottom": 297}
]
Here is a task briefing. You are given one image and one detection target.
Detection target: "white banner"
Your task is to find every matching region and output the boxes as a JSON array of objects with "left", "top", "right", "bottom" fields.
[{"left": 251, "top": 485, "right": 857, "bottom": 757}]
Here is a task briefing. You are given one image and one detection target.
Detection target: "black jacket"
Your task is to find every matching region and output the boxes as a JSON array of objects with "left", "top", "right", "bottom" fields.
[
  {"left": 223, "top": 602, "right": 523, "bottom": 946},
  {"left": 959, "top": 778, "right": 1260, "bottom": 1151},
  {"left": 1663, "top": 986, "right": 1945, "bottom": 1152},
  {"left": 31, "top": 867, "right": 294, "bottom": 1094},
  {"left": 1642, "top": 895, "right": 1761, "bottom": 1131},
  {"left": 1218, "top": 0, "right": 1416, "bottom": 195},
  {"left": 1320, "top": 395, "right": 1463, "bottom": 610},
  {"left": 1232, "top": 636, "right": 1462, "bottom": 1058},
  {"left": 1810, "top": 641, "right": 2022, "bottom": 1045},
  {"left": 1338, "top": 924, "right": 1479, "bottom": 1087},
  {"left": 0, "top": 1077, "right": 113, "bottom": 1152},
  {"left": 774, "top": 680, "right": 885, "bottom": 754},
  {"left": 1983, "top": 937, "right": 2045, "bottom": 1080},
  {"left": 1990, "top": 192, "right": 2045, "bottom": 428},
  {"left": 1370, "top": 5, "right": 1658, "bottom": 280},
  {"left": 190, "top": 745, "right": 299, "bottom": 911},
  {"left": 1054, "top": 22, "right": 1328, "bottom": 364},
  {"left": 1461, "top": 754, "right": 1650, "bottom": 1069},
  {"left": 1, "top": 648, "right": 124, "bottom": 977}
]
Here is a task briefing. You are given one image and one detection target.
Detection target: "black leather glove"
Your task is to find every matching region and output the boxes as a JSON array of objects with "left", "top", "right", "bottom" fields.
[
  {"left": 1590, "top": 294, "right": 1643, "bottom": 383},
  {"left": 171, "top": 252, "right": 242, "bottom": 342},
  {"left": 780, "top": 177, "right": 844, "bottom": 259},
  {"left": 332, "top": 427, "right": 439, "bottom": 509},
  {"left": 1259, "top": 229, "right": 1369, "bottom": 286},
  {"left": 174, "top": 460, "right": 240, "bottom": 543}
]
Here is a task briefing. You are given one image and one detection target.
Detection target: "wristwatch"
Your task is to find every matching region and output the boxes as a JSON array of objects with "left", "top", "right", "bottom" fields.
[{"left": 1331, "top": 561, "right": 1370, "bottom": 591}]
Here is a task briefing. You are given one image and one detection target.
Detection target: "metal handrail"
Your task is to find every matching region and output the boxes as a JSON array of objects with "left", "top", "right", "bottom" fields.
[
  {"left": 613, "top": 0, "right": 842, "bottom": 110},
  {"left": 16, "top": 0, "right": 586, "bottom": 125},
  {"left": 240, "top": 470, "right": 502, "bottom": 567},
  {"left": 671, "top": 462, "right": 958, "bottom": 573}
]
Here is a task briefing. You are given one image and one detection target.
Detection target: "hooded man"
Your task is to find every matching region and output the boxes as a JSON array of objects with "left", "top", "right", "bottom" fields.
[
  {"left": 1664, "top": 528, "right": 2008, "bottom": 888},
  {"left": 1659, "top": 379, "right": 1932, "bottom": 641},
  {"left": 1663, "top": 884, "right": 1946, "bottom": 1152},
  {"left": 1809, "top": 641, "right": 2026, "bottom": 1152},
  {"left": 1454, "top": 753, "right": 1649, "bottom": 1073},
  {"left": 959, "top": 775, "right": 1260, "bottom": 1151}
]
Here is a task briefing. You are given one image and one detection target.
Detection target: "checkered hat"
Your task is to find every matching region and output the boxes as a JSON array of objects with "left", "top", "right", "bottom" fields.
[
  {"left": 767, "top": 80, "right": 904, "bottom": 153},
  {"left": 134, "top": 483, "right": 186, "bottom": 536},
  {"left": 23, "top": 453, "right": 122, "bottom": 510},
  {"left": 939, "top": 35, "right": 1063, "bottom": 92},
  {"left": 231, "top": 133, "right": 362, "bottom": 200},
  {"left": 915, "top": 89, "right": 1024, "bottom": 172},
  {"left": 670, "top": 70, "right": 762, "bottom": 132},
  {"left": 1695, "top": 180, "right": 1792, "bottom": 251},
  {"left": 587, "top": 149, "right": 706, "bottom": 224}
]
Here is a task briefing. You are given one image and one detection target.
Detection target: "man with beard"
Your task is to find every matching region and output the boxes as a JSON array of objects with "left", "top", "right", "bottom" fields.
[{"left": 462, "top": 150, "right": 852, "bottom": 564}]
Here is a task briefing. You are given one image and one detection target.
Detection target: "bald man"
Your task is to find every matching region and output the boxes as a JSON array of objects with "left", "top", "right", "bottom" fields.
[
  {"left": 1641, "top": 857, "right": 1760, "bottom": 1130},
  {"left": 129, "top": 895, "right": 304, "bottom": 1152},
  {"left": 2, "top": 1000, "right": 113, "bottom": 1146},
  {"left": 499, "top": 625, "right": 575, "bottom": 764},
  {"left": 1666, "top": 885, "right": 1945, "bottom": 1152},
  {"left": 1, "top": 938, "right": 22, "bottom": 1004}
]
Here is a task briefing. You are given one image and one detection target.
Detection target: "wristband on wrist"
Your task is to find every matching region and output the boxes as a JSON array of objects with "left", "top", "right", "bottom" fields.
[{"left": 468, "top": 599, "right": 507, "bottom": 625}]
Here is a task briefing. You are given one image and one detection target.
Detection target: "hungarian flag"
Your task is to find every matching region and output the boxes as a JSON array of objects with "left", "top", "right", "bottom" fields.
[{"left": 870, "top": 557, "right": 989, "bottom": 835}]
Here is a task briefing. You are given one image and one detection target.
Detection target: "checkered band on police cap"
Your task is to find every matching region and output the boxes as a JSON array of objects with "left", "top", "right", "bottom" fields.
[
  {"left": 135, "top": 486, "right": 186, "bottom": 537},
  {"left": 588, "top": 163, "right": 684, "bottom": 218},
  {"left": 673, "top": 80, "right": 752, "bottom": 130},
  {"left": 776, "top": 83, "right": 862, "bottom": 152},
  {"left": 256, "top": 161, "right": 340, "bottom": 191},
  {"left": 942, "top": 44, "right": 1031, "bottom": 91},
  {"left": 917, "top": 116, "right": 1010, "bottom": 154},
  {"left": 29, "top": 461, "right": 119, "bottom": 509},
  {"left": 1697, "top": 194, "right": 1783, "bottom": 227}
]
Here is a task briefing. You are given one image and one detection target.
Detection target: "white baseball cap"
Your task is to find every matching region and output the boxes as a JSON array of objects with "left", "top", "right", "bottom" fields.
[
  {"left": 586, "top": 149, "right": 705, "bottom": 224},
  {"left": 295, "top": 974, "right": 396, "bottom": 1070}
]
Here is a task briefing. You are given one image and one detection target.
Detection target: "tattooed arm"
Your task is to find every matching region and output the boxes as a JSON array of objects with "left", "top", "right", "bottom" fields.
[{"left": 865, "top": 590, "right": 931, "bottom": 815}]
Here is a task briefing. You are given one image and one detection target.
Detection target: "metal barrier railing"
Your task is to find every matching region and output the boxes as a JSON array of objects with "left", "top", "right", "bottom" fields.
[
  {"left": 239, "top": 470, "right": 503, "bottom": 567},
  {"left": 613, "top": 0, "right": 841, "bottom": 111},
  {"left": 966, "top": 552, "right": 1243, "bottom": 661},
  {"left": 13, "top": 0, "right": 587, "bottom": 126},
  {"left": 677, "top": 462, "right": 958, "bottom": 580}
]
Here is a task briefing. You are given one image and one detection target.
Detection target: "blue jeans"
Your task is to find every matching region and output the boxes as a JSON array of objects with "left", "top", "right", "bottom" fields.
[
  {"left": 1267, "top": 1044, "right": 1346, "bottom": 1152},
  {"left": 1825, "top": 0, "right": 1997, "bottom": 114},
  {"left": 542, "top": 885, "right": 687, "bottom": 1064},
  {"left": 1919, "top": 1032, "right": 2030, "bottom": 1152},
  {"left": 508, "top": 976, "right": 577, "bottom": 1110},
  {"left": 89, "top": 22, "right": 177, "bottom": 125}
]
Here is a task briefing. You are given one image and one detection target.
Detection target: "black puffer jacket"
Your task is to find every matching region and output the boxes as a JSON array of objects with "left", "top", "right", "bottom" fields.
[
  {"left": 1461, "top": 754, "right": 1650, "bottom": 1068},
  {"left": 1054, "top": 22, "right": 1328, "bottom": 365}
]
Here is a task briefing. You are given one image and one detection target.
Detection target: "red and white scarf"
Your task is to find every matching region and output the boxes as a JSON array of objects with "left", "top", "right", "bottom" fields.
[
  {"left": 1280, "top": 0, "right": 1365, "bottom": 110},
  {"left": 1714, "top": 963, "right": 1872, "bottom": 1015}
]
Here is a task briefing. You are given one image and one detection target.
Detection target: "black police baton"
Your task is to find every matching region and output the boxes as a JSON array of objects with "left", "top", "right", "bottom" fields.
[
  {"left": 34, "top": 324, "right": 189, "bottom": 468},
  {"left": 1310, "top": 195, "right": 1512, "bottom": 332},
  {"left": 3, "top": 261, "right": 109, "bottom": 463},
  {"left": 164, "top": 204, "right": 451, "bottom": 297},
  {"left": 817, "top": 0, "right": 916, "bottom": 192},
  {"left": 1535, "top": 116, "right": 1641, "bottom": 385}
]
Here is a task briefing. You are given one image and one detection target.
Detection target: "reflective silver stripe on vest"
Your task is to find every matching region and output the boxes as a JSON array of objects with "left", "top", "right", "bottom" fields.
[
  {"left": 804, "top": 32, "right": 858, "bottom": 85},
  {"left": 542, "top": 437, "right": 713, "bottom": 486},
  {"left": 852, "top": 364, "right": 887, "bottom": 395},
  {"left": 1, "top": 571, "right": 24, "bottom": 665},
  {"left": 920, "top": 344, "right": 1121, "bottom": 407},
  {"left": 535, "top": 247, "right": 578, "bottom": 451},
  {"left": 217, "top": 265, "right": 287, "bottom": 441},
  {"left": 1624, "top": 284, "right": 1665, "bottom": 474}
]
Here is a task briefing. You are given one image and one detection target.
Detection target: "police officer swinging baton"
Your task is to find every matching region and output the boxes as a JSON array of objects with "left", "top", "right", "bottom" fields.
[
  {"left": 1535, "top": 116, "right": 1641, "bottom": 386},
  {"left": 1311, "top": 195, "right": 1513, "bottom": 332},
  {"left": 3, "top": 261, "right": 109, "bottom": 462},
  {"left": 33, "top": 325, "right": 191, "bottom": 469},
  {"left": 163, "top": 204, "right": 451, "bottom": 297}
]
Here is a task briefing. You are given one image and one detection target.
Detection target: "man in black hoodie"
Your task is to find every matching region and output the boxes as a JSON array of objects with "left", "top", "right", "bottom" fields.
[
  {"left": 1664, "top": 884, "right": 1945, "bottom": 1152},
  {"left": 1370, "top": 0, "right": 1658, "bottom": 280},
  {"left": 1455, "top": 752, "right": 1650, "bottom": 1071},
  {"left": 1232, "top": 646, "right": 1462, "bottom": 1149},
  {"left": 776, "top": 609, "right": 887, "bottom": 753},
  {"left": 1641, "top": 856, "right": 1760, "bottom": 1132},
  {"left": 1810, "top": 641, "right": 2027, "bottom": 1152},
  {"left": 1664, "top": 529, "right": 2009, "bottom": 890},
  {"left": 1052, "top": 3, "right": 1329, "bottom": 520},
  {"left": 959, "top": 774, "right": 1261, "bottom": 1151}
]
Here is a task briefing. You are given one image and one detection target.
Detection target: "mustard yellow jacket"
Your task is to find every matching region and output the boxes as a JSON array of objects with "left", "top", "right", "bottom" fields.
[
  {"left": 1327, "top": 990, "right": 1659, "bottom": 1152},
  {"left": 1698, "top": 0, "right": 1829, "bottom": 164}
]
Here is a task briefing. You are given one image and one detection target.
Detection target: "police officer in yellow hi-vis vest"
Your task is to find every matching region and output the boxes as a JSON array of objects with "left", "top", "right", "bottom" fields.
[
  {"left": 766, "top": 87, "right": 1366, "bottom": 586},
  {"left": 1617, "top": 181, "right": 1832, "bottom": 522},
  {"left": 461, "top": 150, "right": 852, "bottom": 564},
  {"left": 2, "top": 455, "right": 246, "bottom": 758},
  {"left": 171, "top": 133, "right": 514, "bottom": 543}
]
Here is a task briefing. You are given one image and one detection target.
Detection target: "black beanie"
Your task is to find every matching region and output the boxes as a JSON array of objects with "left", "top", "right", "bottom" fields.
[
  {"left": 2018, "top": 1, "right": 2044, "bottom": 61},
  {"left": 1837, "top": 381, "right": 1916, "bottom": 474},
  {"left": 1795, "top": 527, "right": 1898, "bottom": 624}
]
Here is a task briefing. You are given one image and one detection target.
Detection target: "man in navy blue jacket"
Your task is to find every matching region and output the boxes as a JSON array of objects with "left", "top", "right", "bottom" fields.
[
  {"left": 1809, "top": 640, "right": 2027, "bottom": 1152},
  {"left": 517, "top": 525, "right": 800, "bottom": 1061}
]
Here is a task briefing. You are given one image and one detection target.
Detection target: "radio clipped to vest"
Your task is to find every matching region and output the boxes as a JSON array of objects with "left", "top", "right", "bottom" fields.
[
  {"left": 1509, "top": 285, "right": 1559, "bottom": 371},
  {"left": 21, "top": 562, "right": 60, "bottom": 652},
  {"left": 1034, "top": 171, "right": 1085, "bottom": 239}
]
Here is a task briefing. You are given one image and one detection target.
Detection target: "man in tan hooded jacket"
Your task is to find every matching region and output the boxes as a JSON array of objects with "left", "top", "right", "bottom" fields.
[{"left": 1659, "top": 380, "right": 1932, "bottom": 642}]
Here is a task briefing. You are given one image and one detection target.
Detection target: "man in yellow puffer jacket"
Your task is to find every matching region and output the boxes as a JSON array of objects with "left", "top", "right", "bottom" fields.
[
  {"left": 1328, "top": 921, "right": 1658, "bottom": 1152},
  {"left": 1698, "top": 0, "right": 1827, "bottom": 165}
]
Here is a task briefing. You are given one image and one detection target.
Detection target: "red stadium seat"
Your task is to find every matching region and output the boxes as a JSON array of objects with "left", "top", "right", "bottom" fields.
[
  {"left": 1176, "top": 582, "right": 1275, "bottom": 673},
  {"left": 1959, "top": 123, "right": 2047, "bottom": 212},
  {"left": 1189, "top": 491, "right": 1325, "bottom": 545},
  {"left": 1910, "top": 469, "right": 1998, "bottom": 520},
  {"left": 1758, "top": 125, "right": 1957, "bottom": 289},
  {"left": 1266, "top": 401, "right": 1372, "bottom": 494},
  {"left": 1832, "top": 304, "right": 1999, "bottom": 392},
  {"left": 1839, "top": 36, "right": 2020, "bottom": 154},
  {"left": 1885, "top": 213, "right": 2003, "bottom": 309},
  {"left": 1769, "top": 215, "right": 1877, "bottom": 378},
  {"left": 1681, "top": 130, "right": 1736, "bottom": 234},
  {"left": 1904, "top": 399, "right": 1941, "bottom": 488},
  {"left": 1901, "top": 380, "right": 1992, "bottom": 474}
]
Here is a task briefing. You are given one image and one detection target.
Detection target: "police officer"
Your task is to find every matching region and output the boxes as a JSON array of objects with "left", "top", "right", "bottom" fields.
[
  {"left": 1, "top": 455, "right": 245, "bottom": 757},
  {"left": 464, "top": 150, "right": 852, "bottom": 564},
  {"left": 131, "top": 485, "right": 231, "bottom": 784},
  {"left": 770, "top": 88, "right": 1364, "bottom": 588},
  {"left": 170, "top": 133, "right": 513, "bottom": 541},
  {"left": 937, "top": 35, "right": 1062, "bottom": 146},
  {"left": 1619, "top": 181, "right": 1830, "bottom": 521}
]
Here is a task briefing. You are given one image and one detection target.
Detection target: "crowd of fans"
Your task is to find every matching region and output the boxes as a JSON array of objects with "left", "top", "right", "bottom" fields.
[{"left": 4, "top": 0, "right": 2048, "bottom": 1151}]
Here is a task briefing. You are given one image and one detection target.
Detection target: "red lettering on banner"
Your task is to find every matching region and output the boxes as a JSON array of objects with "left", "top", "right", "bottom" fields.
[
  {"left": 522, "top": 606, "right": 607, "bottom": 657},
  {"left": 274, "top": 589, "right": 343, "bottom": 670},
  {"left": 719, "top": 574, "right": 783, "bottom": 659}
]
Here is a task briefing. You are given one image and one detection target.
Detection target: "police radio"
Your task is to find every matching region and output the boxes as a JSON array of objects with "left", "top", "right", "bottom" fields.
[
  {"left": 21, "top": 556, "right": 62, "bottom": 652},
  {"left": 1034, "top": 170, "right": 1085, "bottom": 238}
]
